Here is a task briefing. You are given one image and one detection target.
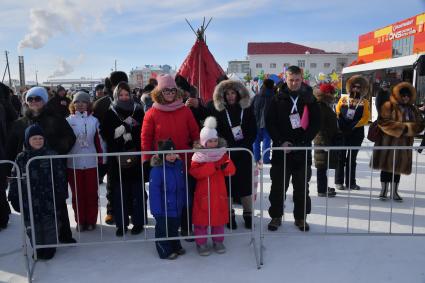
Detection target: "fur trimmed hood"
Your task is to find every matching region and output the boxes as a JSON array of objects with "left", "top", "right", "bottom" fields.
[
  {"left": 151, "top": 88, "right": 184, "bottom": 105},
  {"left": 213, "top": 80, "right": 251, "bottom": 111},
  {"left": 346, "top": 75, "right": 369, "bottom": 97},
  {"left": 150, "top": 154, "right": 182, "bottom": 167},
  {"left": 391, "top": 82, "right": 416, "bottom": 105}
]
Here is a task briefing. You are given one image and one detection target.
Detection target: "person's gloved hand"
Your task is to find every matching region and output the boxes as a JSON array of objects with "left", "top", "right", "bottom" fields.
[
  {"left": 114, "top": 125, "right": 126, "bottom": 139},
  {"left": 220, "top": 161, "right": 229, "bottom": 171},
  {"left": 123, "top": 133, "right": 132, "bottom": 142}
]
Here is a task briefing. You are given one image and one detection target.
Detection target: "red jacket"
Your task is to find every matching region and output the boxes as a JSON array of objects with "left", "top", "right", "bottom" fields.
[
  {"left": 141, "top": 106, "right": 200, "bottom": 162},
  {"left": 190, "top": 154, "right": 236, "bottom": 226}
]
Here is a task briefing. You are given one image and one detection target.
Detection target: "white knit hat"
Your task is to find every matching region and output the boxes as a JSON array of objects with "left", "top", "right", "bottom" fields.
[{"left": 200, "top": 116, "right": 218, "bottom": 146}]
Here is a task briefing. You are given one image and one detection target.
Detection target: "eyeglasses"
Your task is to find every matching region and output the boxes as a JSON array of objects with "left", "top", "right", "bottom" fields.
[
  {"left": 27, "top": 96, "right": 43, "bottom": 102},
  {"left": 162, "top": 88, "right": 178, "bottom": 94}
]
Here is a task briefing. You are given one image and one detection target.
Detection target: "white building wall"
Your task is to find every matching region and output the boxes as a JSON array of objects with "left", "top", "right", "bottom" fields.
[{"left": 248, "top": 53, "right": 357, "bottom": 79}]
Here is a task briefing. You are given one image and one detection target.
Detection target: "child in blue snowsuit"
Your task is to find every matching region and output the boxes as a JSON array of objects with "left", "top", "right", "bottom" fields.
[{"left": 149, "top": 139, "right": 187, "bottom": 259}]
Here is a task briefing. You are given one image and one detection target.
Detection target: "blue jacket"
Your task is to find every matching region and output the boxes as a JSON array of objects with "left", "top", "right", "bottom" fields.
[{"left": 149, "top": 157, "right": 186, "bottom": 218}]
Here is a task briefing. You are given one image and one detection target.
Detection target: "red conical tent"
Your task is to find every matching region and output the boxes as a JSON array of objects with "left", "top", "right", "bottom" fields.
[{"left": 177, "top": 20, "right": 225, "bottom": 102}]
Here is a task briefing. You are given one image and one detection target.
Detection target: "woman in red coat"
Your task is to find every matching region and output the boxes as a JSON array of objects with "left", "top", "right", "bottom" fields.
[
  {"left": 190, "top": 117, "right": 236, "bottom": 256},
  {"left": 141, "top": 74, "right": 200, "bottom": 236}
]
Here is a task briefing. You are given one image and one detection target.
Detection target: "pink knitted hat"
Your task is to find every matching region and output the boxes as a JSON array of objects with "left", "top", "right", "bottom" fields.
[{"left": 157, "top": 74, "right": 177, "bottom": 90}]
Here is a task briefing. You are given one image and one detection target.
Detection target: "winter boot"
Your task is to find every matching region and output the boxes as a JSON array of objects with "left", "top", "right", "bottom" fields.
[
  {"left": 391, "top": 183, "right": 403, "bottom": 202},
  {"left": 379, "top": 182, "right": 389, "bottom": 200},
  {"left": 243, "top": 212, "right": 252, "bottom": 229},
  {"left": 226, "top": 209, "right": 237, "bottom": 230}
]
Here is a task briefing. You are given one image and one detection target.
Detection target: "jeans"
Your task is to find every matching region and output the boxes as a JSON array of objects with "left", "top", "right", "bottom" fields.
[{"left": 253, "top": 128, "right": 271, "bottom": 163}]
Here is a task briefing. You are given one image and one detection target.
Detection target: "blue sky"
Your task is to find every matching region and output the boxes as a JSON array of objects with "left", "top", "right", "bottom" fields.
[{"left": 1, "top": 0, "right": 424, "bottom": 83}]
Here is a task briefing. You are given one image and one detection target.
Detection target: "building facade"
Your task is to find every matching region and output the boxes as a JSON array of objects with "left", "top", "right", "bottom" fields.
[
  {"left": 227, "top": 60, "right": 250, "bottom": 75},
  {"left": 357, "top": 12, "right": 425, "bottom": 63},
  {"left": 247, "top": 42, "right": 357, "bottom": 80},
  {"left": 129, "top": 65, "right": 176, "bottom": 88}
]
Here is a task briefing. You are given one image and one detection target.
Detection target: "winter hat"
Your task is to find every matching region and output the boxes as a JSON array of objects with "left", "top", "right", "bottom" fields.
[
  {"left": 200, "top": 116, "right": 218, "bottom": 146},
  {"left": 157, "top": 74, "right": 177, "bottom": 90},
  {"left": 158, "top": 138, "right": 176, "bottom": 151},
  {"left": 72, "top": 91, "right": 91, "bottom": 103},
  {"left": 26, "top": 87, "right": 48, "bottom": 104},
  {"left": 143, "top": 84, "right": 155, "bottom": 93},
  {"left": 24, "top": 124, "right": 45, "bottom": 149},
  {"left": 57, "top": 85, "right": 65, "bottom": 93},
  {"left": 95, "top": 84, "right": 104, "bottom": 91},
  {"left": 175, "top": 75, "right": 191, "bottom": 92}
]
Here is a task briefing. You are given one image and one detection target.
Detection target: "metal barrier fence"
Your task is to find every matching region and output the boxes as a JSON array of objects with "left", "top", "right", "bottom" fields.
[
  {"left": 259, "top": 145, "right": 425, "bottom": 265},
  {"left": 6, "top": 144, "right": 425, "bottom": 280},
  {"left": 15, "top": 148, "right": 259, "bottom": 282},
  {"left": 0, "top": 160, "right": 31, "bottom": 282}
]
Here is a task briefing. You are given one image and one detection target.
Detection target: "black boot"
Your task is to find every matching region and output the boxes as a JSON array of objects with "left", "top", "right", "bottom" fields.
[
  {"left": 392, "top": 183, "right": 403, "bottom": 202},
  {"left": 226, "top": 209, "right": 237, "bottom": 230},
  {"left": 379, "top": 182, "right": 389, "bottom": 200},
  {"left": 243, "top": 212, "right": 252, "bottom": 229}
]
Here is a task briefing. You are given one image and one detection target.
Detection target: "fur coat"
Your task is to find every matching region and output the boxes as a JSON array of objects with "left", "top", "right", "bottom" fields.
[{"left": 371, "top": 82, "right": 424, "bottom": 175}]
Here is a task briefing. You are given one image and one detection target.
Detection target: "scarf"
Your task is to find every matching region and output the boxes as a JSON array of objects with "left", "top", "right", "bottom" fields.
[
  {"left": 192, "top": 147, "right": 227, "bottom": 163},
  {"left": 152, "top": 98, "right": 185, "bottom": 112}
]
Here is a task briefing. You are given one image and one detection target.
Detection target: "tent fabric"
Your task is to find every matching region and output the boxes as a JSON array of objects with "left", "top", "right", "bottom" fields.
[{"left": 177, "top": 40, "right": 225, "bottom": 102}]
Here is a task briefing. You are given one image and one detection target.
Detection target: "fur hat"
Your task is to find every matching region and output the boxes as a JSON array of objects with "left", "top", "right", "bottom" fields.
[
  {"left": 72, "top": 91, "right": 91, "bottom": 103},
  {"left": 158, "top": 138, "right": 176, "bottom": 151},
  {"left": 200, "top": 116, "right": 218, "bottom": 146},
  {"left": 213, "top": 80, "right": 251, "bottom": 111},
  {"left": 26, "top": 87, "right": 48, "bottom": 104},
  {"left": 175, "top": 75, "right": 191, "bottom": 92},
  {"left": 346, "top": 75, "right": 369, "bottom": 97},
  {"left": 24, "top": 124, "right": 45, "bottom": 149}
]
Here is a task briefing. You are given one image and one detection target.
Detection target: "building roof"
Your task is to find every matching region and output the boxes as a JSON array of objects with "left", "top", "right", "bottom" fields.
[{"left": 247, "top": 42, "right": 340, "bottom": 55}]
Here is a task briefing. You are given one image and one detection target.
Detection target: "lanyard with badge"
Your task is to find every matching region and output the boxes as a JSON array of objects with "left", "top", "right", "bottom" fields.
[
  {"left": 346, "top": 96, "right": 363, "bottom": 120},
  {"left": 226, "top": 109, "right": 244, "bottom": 141},
  {"left": 289, "top": 96, "right": 301, "bottom": 129}
]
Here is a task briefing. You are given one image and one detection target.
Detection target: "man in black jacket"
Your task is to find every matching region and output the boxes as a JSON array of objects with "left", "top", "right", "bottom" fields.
[
  {"left": 6, "top": 86, "right": 76, "bottom": 242},
  {"left": 266, "top": 66, "right": 320, "bottom": 232}
]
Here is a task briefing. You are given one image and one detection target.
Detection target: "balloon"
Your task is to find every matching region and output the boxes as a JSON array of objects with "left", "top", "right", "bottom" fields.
[
  {"left": 268, "top": 74, "right": 280, "bottom": 84},
  {"left": 318, "top": 72, "right": 326, "bottom": 81}
]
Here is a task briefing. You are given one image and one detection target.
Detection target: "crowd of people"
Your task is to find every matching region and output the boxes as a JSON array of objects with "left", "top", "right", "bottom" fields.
[{"left": 0, "top": 65, "right": 423, "bottom": 260}]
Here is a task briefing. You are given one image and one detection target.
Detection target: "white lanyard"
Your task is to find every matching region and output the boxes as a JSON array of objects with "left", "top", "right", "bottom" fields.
[
  {"left": 225, "top": 109, "right": 244, "bottom": 128},
  {"left": 290, "top": 96, "right": 299, "bottom": 114}
]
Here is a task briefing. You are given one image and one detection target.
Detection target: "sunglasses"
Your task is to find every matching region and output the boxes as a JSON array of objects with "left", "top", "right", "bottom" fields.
[
  {"left": 27, "top": 96, "right": 43, "bottom": 102},
  {"left": 162, "top": 88, "right": 178, "bottom": 94},
  {"left": 401, "top": 93, "right": 411, "bottom": 98},
  {"left": 352, "top": 85, "right": 362, "bottom": 89}
]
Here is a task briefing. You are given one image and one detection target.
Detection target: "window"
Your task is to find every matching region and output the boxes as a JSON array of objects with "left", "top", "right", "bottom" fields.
[
  {"left": 256, "top": 63, "right": 262, "bottom": 68},
  {"left": 324, "top": 63, "right": 331, "bottom": 68},
  {"left": 297, "top": 60, "right": 305, "bottom": 68},
  {"left": 310, "top": 63, "right": 317, "bottom": 68},
  {"left": 283, "top": 63, "right": 290, "bottom": 68},
  {"left": 270, "top": 63, "right": 276, "bottom": 68},
  {"left": 392, "top": 36, "right": 414, "bottom": 58}
]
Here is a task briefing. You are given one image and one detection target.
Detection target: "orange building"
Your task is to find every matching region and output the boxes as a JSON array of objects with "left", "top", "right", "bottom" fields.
[{"left": 358, "top": 12, "right": 425, "bottom": 63}]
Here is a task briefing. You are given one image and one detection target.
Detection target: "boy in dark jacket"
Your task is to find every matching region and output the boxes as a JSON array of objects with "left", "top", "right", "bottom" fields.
[
  {"left": 149, "top": 139, "right": 186, "bottom": 260},
  {"left": 8, "top": 124, "right": 68, "bottom": 260}
]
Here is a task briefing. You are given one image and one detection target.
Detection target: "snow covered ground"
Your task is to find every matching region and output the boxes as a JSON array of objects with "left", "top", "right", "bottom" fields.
[{"left": 2, "top": 139, "right": 425, "bottom": 283}]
